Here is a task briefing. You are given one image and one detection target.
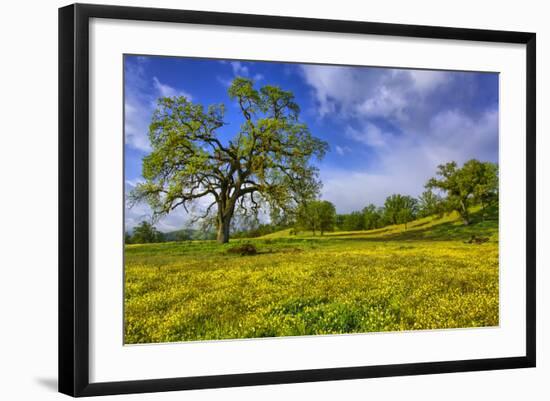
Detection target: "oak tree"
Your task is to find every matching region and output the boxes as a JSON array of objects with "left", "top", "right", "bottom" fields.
[
  {"left": 131, "top": 77, "right": 328, "bottom": 243},
  {"left": 426, "top": 159, "right": 498, "bottom": 225}
]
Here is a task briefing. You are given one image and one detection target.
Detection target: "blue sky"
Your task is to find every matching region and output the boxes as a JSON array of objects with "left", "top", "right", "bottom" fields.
[{"left": 124, "top": 55, "right": 499, "bottom": 232}]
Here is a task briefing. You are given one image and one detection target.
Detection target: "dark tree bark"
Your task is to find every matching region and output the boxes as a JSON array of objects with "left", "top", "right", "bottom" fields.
[{"left": 216, "top": 216, "right": 231, "bottom": 243}]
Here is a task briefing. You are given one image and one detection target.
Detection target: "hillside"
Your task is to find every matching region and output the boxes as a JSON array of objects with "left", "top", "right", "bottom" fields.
[{"left": 259, "top": 206, "right": 498, "bottom": 243}]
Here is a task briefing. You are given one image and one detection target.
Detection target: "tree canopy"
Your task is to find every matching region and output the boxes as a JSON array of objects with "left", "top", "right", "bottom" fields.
[
  {"left": 417, "top": 189, "right": 445, "bottom": 218},
  {"left": 384, "top": 194, "right": 418, "bottom": 229},
  {"left": 131, "top": 77, "right": 328, "bottom": 243},
  {"left": 362, "top": 204, "right": 384, "bottom": 230},
  {"left": 341, "top": 211, "right": 366, "bottom": 231},
  {"left": 127, "top": 221, "right": 165, "bottom": 244},
  {"left": 295, "top": 200, "right": 336, "bottom": 235},
  {"left": 426, "top": 159, "right": 498, "bottom": 225}
]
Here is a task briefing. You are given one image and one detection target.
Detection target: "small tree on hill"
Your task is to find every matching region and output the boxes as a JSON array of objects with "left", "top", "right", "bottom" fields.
[
  {"left": 342, "top": 211, "right": 365, "bottom": 231},
  {"left": 131, "top": 221, "right": 165, "bottom": 244},
  {"left": 362, "top": 204, "right": 383, "bottom": 230},
  {"left": 417, "top": 189, "right": 445, "bottom": 218},
  {"left": 295, "top": 200, "right": 336, "bottom": 235},
  {"left": 335, "top": 214, "right": 346, "bottom": 230},
  {"left": 426, "top": 159, "right": 498, "bottom": 225},
  {"left": 384, "top": 194, "right": 418, "bottom": 229}
]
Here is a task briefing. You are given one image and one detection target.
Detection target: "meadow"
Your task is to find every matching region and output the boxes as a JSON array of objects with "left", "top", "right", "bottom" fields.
[{"left": 124, "top": 209, "right": 499, "bottom": 344}]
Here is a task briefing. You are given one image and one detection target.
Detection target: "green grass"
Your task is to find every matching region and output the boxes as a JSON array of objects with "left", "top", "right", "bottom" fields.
[{"left": 124, "top": 208, "right": 499, "bottom": 344}]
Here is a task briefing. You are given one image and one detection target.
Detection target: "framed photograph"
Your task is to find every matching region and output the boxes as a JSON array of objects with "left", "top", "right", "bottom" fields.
[{"left": 59, "top": 3, "right": 536, "bottom": 397}]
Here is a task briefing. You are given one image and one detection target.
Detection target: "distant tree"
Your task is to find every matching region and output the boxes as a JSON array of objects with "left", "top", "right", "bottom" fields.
[
  {"left": 397, "top": 200, "right": 418, "bottom": 229},
  {"left": 174, "top": 230, "right": 192, "bottom": 241},
  {"left": 124, "top": 232, "right": 133, "bottom": 244},
  {"left": 384, "top": 194, "right": 418, "bottom": 229},
  {"left": 384, "top": 196, "right": 400, "bottom": 226},
  {"left": 295, "top": 200, "right": 336, "bottom": 235},
  {"left": 130, "top": 77, "right": 328, "bottom": 244},
  {"left": 342, "top": 211, "right": 365, "bottom": 231},
  {"left": 362, "top": 204, "right": 383, "bottom": 230},
  {"left": 317, "top": 201, "right": 337, "bottom": 235},
  {"left": 295, "top": 204, "right": 310, "bottom": 233},
  {"left": 335, "top": 214, "right": 346, "bottom": 230},
  {"left": 417, "top": 190, "right": 445, "bottom": 218},
  {"left": 426, "top": 159, "right": 498, "bottom": 225},
  {"left": 131, "top": 221, "right": 165, "bottom": 244}
]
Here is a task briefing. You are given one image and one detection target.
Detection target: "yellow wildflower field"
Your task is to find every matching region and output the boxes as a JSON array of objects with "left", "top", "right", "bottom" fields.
[{"left": 124, "top": 212, "right": 498, "bottom": 344}]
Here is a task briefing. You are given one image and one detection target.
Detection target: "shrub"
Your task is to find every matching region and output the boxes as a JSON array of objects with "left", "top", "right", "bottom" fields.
[{"left": 227, "top": 243, "right": 258, "bottom": 256}]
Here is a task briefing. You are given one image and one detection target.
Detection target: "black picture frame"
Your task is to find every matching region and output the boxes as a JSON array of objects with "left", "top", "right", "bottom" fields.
[{"left": 59, "top": 3, "right": 536, "bottom": 397}]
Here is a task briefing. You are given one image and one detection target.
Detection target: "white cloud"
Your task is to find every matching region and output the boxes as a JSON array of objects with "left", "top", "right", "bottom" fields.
[
  {"left": 125, "top": 202, "right": 190, "bottom": 233},
  {"left": 220, "top": 60, "right": 250, "bottom": 77},
  {"left": 125, "top": 178, "right": 143, "bottom": 188},
  {"left": 346, "top": 123, "right": 391, "bottom": 148},
  {"left": 218, "top": 61, "right": 264, "bottom": 88},
  {"left": 322, "top": 169, "right": 420, "bottom": 212},
  {"left": 321, "top": 108, "right": 498, "bottom": 213},
  {"left": 229, "top": 61, "right": 249, "bottom": 77},
  {"left": 409, "top": 69, "right": 450, "bottom": 92},
  {"left": 152, "top": 76, "right": 192, "bottom": 99},
  {"left": 124, "top": 63, "right": 192, "bottom": 152},
  {"left": 299, "top": 64, "right": 497, "bottom": 213},
  {"left": 216, "top": 76, "right": 233, "bottom": 87},
  {"left": 124, "top": 62, "right": 151, "bottom": 151},
  {"left": 355, "top": 85, "right": 408, "bottom": 120},
  {"left": 300, "top": 65, "right": 452, "bottom": 122},
  {"left": 124, "top": 101, "right": 152, "bottom": 151},
  {"left": 334, "top": 145, "right": 351, "bottom": 156},
  {"left": 424, "top": 108, "right": 498, "bottom": 164},
  {"left": 300, "top": 64, "right": 367, "bottom": 117}
]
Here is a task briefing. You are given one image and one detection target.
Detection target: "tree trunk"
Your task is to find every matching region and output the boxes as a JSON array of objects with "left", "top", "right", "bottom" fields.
[
  {"left": 459, "top": 199, "right": 470, "bottom": 225},
  {"left": 217, "top": 216, "right": 231, "bottom": 243},
  {"left": 216, "top": 198, "right": 235, "bottom": 244}
]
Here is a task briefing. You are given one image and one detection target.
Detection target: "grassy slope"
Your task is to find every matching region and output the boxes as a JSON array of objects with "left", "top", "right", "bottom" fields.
[
  {"left": 124, "top": 208, "right": 498, "bottom": 344},
  {"left": 262, "top": 206, "right": 497, "bottom": 242}
]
